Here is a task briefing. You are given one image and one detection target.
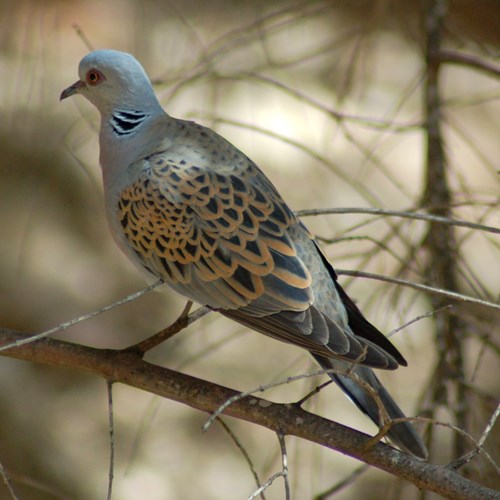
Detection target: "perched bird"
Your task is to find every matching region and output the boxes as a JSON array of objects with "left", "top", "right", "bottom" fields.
[{"left": 61, "top": 49, "right": 427, "bottom": 459}]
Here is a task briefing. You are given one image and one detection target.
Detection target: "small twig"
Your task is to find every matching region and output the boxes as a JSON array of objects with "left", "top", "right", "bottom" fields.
[
  {"left": 217, "top": 418, "right": 265, "bottom": 500},
  {"left": 124, "top": 397, "right": 162, "bottom": 476},
  {"left": 248, "top": 471, "right": 285, "bottom": 500},
  {"left": 127, "top": 302, "right": 210, "bottom": 353},
  {"left": 294, "top": 379, "right": 333, "bottom": 407},
  {"left": 439, "top": 49, "right": 500, "bottom": 78},
  {"left": 247, "top": 434, "right": 289, "bottom": 500},
  {"left": 106, "top": 381, "right": 115, "bottom": 500},
  {"left": 410, "top": 416, "right": 500, "bottom": 475},
  {"left": 237, "top": 73, "right": 421, "bottom": 131},
  {"left": 447, "top": 402, "right": 500, "bottom": 471},
  {"left": 175, "top": 328, "right": 244, "bottom": 371},
  {"left": 202, "top": 115, "right": 377, "bottom": 203},
  {"left": 203, "top": 366, "right": 388, "bottom": 438},
  {"left": 0, "top": 280, "right": 164, "bottom": 353},
  {"left": 278, "top": 433, "right": 290, "bottom": 500},
  {"left": 0, "top": 460, "right": 19, "bottom": 500},
  {"left": 202, "top": 368, "right": 330, "bottom": 433},
  {"left": 387, "top": 305, "right": 454, "bottom": 337},
  {"left": 477, "top": 403, "right": 500, "bottom": 449},
  {"left": 0, "top": 472, "right": 69, "bottom": 500},
  {"left": 364, "top": 416, "right": 423, "bottom": 452},
  {"left": 72, "top": 24, "right": 95, "bottom": 51},
  {"left": 364, "top": 410, "right": 498, "bottom": 470},
  {"left": 470, "top": 329, "right": 491, "bottom": 383},
  {"left": 313, "top": 464, "right": 369, "bottom": 500},
  {"left": 336, "top": 269, "right": 500, "bottom": 311},
  {"left": 316, "top": 234, "right": 422, "bottom": 277},
  {"left": 296, "top": 207, "right": 500, "bottom": 235},
  {"left": 344, "top": 345, "right": 370, "bottom": 377}
]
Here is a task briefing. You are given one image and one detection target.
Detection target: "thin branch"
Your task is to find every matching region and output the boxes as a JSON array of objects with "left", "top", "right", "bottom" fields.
[
  {"left": 296, "top": 207, "right": 500, "bottom": 235},
  {"left": 439, "top": 49, "right": 500, "bottom": 78},
  {"left": 336, "top": 269, "right": 500, "bottom": 311},
  {"left": 294, "top": 379, "right": 333, "bottom": 407},
  {"left": 248, "top": 471, "right": 284, "bottom": 500},
  {"left": 220, "top": 72, "right": 422, "bottom": 132},
  {"left": 313, "top": 464, "right": 369, "bottom": 500},
  {"left": 277, "top": 433, "right": 290, "bottom": 500},
  {"left": 0, "top": 471, "right": 69, "bottom": 500},
  {"left": 106, "top": 381, "right": 115, "bottom": 500},
  {"left": 414, "top": 417, "right": 500, "bottom": 476},
  {"left": 477, "top": 403, "right": 500, "bottom": 448},
  {"left": 249, "top": 433, "right": 290, "bottom": 500},
  {"left": 317, "top": 234, "right": 423, "bottom": 278},
  {"left": 387, "top": 305, "right": 454, "bottom": 338},
  {"left": 202, "top": 368, "right": 332, "bottom": 433},
  {"left": 217, "top": 418, "right": 266, "bottom": 500},
  {"left": 202, "top": 115, "right": 379, "bottom": 204},
  {"left": 72, "top": 24, "right": 95, "bottom": 51},
  {"left": 0, "top": 460, "right": 19, "bottom": 500},
  {"left": 0, "top": 280, "right": 164, "bottom": 353},
  {"left": 127, "top": 302, "right": 211, "bottom": 353},
  {"left": 447, "top": 402, "right": 500, "bottom": 472}
]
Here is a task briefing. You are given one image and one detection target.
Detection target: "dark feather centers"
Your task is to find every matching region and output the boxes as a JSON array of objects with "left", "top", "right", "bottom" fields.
[{"left": 118, "top": 156, "right": 310, "bottom": 309}]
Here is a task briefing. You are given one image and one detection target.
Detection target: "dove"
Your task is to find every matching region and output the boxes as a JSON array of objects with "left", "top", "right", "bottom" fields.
[{"left": 61, "top": 49, "right": 427, "bottom": 459}]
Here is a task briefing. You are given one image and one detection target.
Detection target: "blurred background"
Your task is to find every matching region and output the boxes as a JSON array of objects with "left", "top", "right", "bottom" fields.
[{"left": 0, "top": 1, "right": 498, "bottom": 499}]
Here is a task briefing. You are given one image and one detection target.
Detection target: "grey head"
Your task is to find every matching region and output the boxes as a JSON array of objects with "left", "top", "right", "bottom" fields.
[
  {"left": 61, "top": 49, "right": 172, "bottom": 190},
  {"left": 60, "top": 49, "right": 163, "bottom": 119}
]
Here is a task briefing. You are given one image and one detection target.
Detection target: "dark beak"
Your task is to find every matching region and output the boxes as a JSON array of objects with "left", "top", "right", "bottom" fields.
[{"left": 60, "top": 80, "right": 86, "bottom": 101}]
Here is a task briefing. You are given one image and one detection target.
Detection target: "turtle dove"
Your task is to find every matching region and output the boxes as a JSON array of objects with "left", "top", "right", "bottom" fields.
[{"left": 61, "top": 49, "right": 427, "bottom": 459}]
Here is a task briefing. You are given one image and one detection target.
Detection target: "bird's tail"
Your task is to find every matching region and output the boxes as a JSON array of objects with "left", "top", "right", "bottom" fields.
[{"left": 313, "top": 355, "right": 428, "bottom": 459}]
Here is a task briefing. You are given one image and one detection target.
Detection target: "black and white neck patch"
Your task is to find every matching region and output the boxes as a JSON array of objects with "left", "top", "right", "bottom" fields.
[{"left": 110, "top": 110, "right": 147, "bottom": 136}]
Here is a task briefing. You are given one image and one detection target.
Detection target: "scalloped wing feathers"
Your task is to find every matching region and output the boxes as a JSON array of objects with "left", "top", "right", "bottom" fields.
[{"left": 115, "top": 123, "right": 400, "bottom": 369}]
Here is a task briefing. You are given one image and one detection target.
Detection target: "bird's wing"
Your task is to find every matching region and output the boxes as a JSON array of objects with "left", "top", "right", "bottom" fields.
[
  {"left": 116, "top": 139, "right": 401, "bottom": 368},
  {"left": 118, "top": 145, "right": 312, "bottom": 311}
]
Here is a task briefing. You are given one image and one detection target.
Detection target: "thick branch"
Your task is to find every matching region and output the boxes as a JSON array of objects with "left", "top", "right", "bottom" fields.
[
  {"left": 1, "top": 329, "right": 497, "bottom": 500},
  {"left": 422, "top": 0, "right": 468, "bottom": 458}
]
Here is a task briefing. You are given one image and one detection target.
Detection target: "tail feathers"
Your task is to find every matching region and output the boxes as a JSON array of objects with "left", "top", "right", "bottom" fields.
[{"left": 314, "top": 356, "right": 428, "bottom": 459}]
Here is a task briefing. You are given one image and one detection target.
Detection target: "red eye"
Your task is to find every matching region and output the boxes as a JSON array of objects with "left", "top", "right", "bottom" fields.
[{"left": 86, "top": 69, "right": 104, "bottom": 85}]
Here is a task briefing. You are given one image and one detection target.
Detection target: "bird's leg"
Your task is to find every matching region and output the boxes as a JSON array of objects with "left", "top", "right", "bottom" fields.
[{"left": 125, "top": 301, "right": 199, "bottom": 354}]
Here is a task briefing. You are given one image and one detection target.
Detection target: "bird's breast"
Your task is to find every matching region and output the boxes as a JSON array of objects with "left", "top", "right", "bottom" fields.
[{"left": 116, "top": 168, "right": 208, "bottom": 284}]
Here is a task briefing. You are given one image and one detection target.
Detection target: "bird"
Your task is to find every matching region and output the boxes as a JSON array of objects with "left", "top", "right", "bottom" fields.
[{"left": 61, "top": 49, "right": 427, "bottom": 459}]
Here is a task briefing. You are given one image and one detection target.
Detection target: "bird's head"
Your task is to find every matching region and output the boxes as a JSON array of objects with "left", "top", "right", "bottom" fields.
[{"left": 60, "top": 49, "right": 160, "bottom": 115}]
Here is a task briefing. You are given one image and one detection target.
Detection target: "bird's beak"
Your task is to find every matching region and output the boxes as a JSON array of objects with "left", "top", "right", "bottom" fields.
[{"left": 60, "top": 80, "right": 86, "bottom": 101}]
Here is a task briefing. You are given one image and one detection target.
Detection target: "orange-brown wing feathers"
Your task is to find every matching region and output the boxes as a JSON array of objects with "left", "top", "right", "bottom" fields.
[{"left": 118, "top": 153, "right": 312, "bottom": 311}]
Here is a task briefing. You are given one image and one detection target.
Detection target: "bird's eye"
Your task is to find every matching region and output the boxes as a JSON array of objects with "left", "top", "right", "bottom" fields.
[{"left": 86, "top": 69, "right": 104, "bottom": 86}]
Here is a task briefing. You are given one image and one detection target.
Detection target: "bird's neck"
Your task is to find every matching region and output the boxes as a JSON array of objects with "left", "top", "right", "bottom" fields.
[
  {"left": 98, "top": 109, "right": 172, "bottom": 191},
  {"left": 108, "top": 109, "right": 150, "bottom": 136}
]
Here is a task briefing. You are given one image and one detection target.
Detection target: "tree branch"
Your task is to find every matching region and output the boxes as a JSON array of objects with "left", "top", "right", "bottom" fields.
[
  {"left": 1, "top": 329, "right": 497, "bottom": 499},
  {"left": 439, "top": 49, "right": 500, "bottom": 78},
  {"left": 422, "top": 0, "right": 469, "bottom": 458}
]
